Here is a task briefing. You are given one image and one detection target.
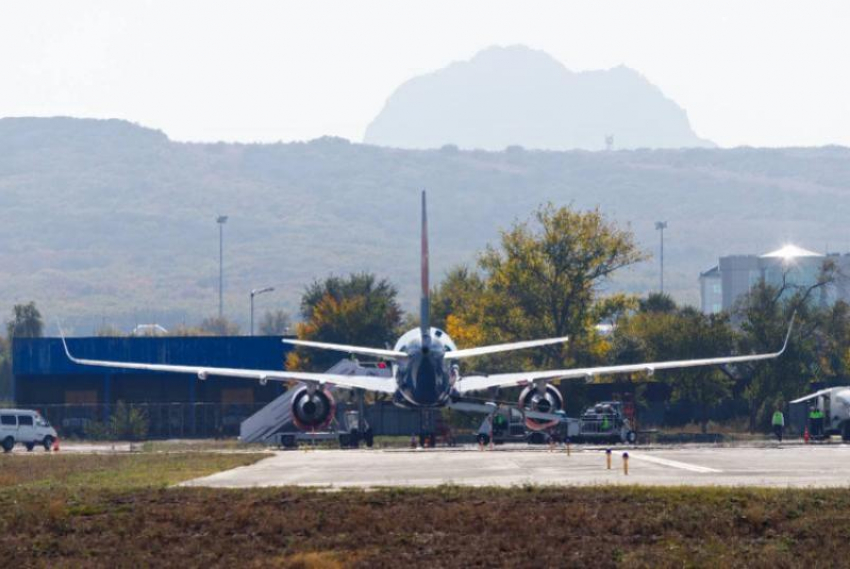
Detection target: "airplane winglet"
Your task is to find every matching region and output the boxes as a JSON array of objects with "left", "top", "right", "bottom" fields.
[
  {"left": 57, "top": 324, "right": 79, "bottom": 363},
  {"left": 778, "top": 310, "right": 797, "bottom": 356}
]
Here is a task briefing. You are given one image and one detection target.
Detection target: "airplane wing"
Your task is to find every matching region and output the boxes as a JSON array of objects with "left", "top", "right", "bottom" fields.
[
  {"left": 282, "top": 338, "right": 408, "bottom": 360},
  {"left": 61, "top": 336, "right": 397, "bottom": 394},
  {"left": 789, "top": 388, "right": 833, "bottom": 405},
  {"left": 444, "top": 336, "right": 569, "bottom": 359},
  {"left": 456, "top": 314, "right": 795, "bottom": 394}
]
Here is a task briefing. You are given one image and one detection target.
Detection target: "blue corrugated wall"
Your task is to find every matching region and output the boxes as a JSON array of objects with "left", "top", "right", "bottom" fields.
[{"left": 13, "top": 336, "right": 293, "bottom": 377}]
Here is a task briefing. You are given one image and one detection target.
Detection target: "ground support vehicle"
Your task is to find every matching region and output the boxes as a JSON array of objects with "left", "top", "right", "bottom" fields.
[
  {"left": 0, "top": 409, "right": 58, "bottom": 452},
  {"left": 570, "top": 401, "right": 637, "bottom": 444},
  {"left": 791, "top": 387, "right": 850, "bottom": 441},
  {"left": 475, "top": 401, "right": 636, "bottom": 445},
  {"left": 271, "top": 410, "right": 374, "bottom": 450}
]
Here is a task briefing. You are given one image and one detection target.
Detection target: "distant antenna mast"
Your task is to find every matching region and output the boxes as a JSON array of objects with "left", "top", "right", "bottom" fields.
[{"left": 605, "top": 134, "right": 614, "bottom": 151}]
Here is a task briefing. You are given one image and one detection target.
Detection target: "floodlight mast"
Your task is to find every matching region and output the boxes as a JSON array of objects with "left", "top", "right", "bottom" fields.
[
  {"left": 250, "top": 286, "right": 275, "bottom": 336},
  {"left": 655, "top": 221, "right": 668, "bottom": 293},
  {"left": 217, "top": 215, "right": 228, "bottom": 319}
]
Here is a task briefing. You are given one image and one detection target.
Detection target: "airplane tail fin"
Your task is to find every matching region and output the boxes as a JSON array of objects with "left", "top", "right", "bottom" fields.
[{"left": 420, "top": 190, "right": 431, "bottom": 345}]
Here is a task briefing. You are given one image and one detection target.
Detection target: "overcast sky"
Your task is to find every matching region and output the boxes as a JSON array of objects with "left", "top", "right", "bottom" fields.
[{"left": 1, "top": 1, "right": 848, "bottom": 147}]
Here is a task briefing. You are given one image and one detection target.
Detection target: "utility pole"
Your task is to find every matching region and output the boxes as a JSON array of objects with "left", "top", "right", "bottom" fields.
[
  {"left": 217, "top": 215, "right": 228, "bottom": 319},
  {"left": 250, "top": 286, "right": 274, "bottom": 336},
  {"left": 655, "top": 221, "right": 667, "bottom": 293}
]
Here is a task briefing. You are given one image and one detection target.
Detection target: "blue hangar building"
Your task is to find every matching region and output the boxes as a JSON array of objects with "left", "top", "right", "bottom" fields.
[{"left": 12, "top": 336, "right": 292, "bottom": 438}]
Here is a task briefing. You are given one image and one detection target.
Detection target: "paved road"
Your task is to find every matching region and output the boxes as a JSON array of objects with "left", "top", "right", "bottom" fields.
[{"left": 182, "top": 444, "right": 850, "bottom": 489}]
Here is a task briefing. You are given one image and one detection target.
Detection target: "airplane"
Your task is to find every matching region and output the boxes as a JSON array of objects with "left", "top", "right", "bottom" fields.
[{"left": 62, "top": 190, "right": 795, "bottom": 436}]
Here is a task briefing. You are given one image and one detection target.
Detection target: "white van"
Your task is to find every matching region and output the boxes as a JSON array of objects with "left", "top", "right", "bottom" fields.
[{"left": 0, "top": 409, "right": 58, "bottom": 452}]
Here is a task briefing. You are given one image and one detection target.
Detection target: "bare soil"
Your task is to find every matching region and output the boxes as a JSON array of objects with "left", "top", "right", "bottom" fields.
[{"left": 0, "top": 453, "right": 845, "bottom": 567}]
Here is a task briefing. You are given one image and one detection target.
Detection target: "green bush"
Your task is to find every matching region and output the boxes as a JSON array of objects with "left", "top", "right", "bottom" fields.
[{"left": 84, "top": 401, "right": 149, "bottom": 441}]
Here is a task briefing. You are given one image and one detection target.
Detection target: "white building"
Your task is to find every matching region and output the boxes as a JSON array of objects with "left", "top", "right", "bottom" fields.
[{"left": 699, "top": 245, "right": 846, "bottom": 314}]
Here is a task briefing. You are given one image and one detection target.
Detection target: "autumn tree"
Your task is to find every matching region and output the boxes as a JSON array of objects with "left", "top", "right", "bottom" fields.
[
  {"left": 437, "top": 204, "right": 645, "bottom": 371},
  {"left": 287, "top": 273, "right": 402, "bottom": 371},
  {"left": 430, "top": 266, "right": 488, "bottom": 350}
]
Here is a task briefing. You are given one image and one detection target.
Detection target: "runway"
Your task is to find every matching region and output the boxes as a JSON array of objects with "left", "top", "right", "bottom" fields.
[{"left": 183, "top": 443, "right": 850, "bottom": 489}]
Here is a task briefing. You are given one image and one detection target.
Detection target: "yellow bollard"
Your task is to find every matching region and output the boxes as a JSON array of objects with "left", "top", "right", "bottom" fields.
[
  {"left": 623, "top": 452, "right": 629, "bottom": 475},
  {"left": 606, "top": 448, "right": 612, "bottom": 470}
]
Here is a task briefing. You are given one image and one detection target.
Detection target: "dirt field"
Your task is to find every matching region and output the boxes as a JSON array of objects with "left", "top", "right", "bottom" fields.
[{"left": 1, "top": 452, "right": 848, "bottom": 567}]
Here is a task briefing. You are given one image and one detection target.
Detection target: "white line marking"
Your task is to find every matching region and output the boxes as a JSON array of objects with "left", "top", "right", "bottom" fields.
[{"left": 628, "top": 453, "right": 722, "bottom": 473}]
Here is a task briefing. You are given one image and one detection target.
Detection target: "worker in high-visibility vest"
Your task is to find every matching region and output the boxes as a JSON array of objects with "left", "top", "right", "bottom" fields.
[
  {"left": 809, "top": 406, "right": 825, "bottom": 438},
  {"left": 771, "top": 408, "right": 785, "bottom": 442}
]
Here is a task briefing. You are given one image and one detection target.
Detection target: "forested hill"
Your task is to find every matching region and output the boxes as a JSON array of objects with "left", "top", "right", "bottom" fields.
[{"left": 2, "top": 117, "right": 850, "bottom": 332}]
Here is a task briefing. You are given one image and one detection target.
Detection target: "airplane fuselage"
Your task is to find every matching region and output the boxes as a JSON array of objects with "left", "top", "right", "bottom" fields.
[{"left": 392, "top": 327, "right": 458, "bottom": 407}]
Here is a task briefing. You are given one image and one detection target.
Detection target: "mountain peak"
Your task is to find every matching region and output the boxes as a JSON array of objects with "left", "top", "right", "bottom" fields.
[{"left": 364, "top": 45, "right": 713, "bottom": 151}]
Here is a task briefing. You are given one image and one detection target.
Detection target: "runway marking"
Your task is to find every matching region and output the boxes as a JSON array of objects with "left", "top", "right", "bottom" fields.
[{"left": 627, "top": 453, "right": 722, "bottom": 473}]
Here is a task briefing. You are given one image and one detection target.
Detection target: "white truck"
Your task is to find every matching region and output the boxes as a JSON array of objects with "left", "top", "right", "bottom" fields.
[
  {"left": 0, "top": 409, "right": 58, "bottom": 452},
  {"left": 791, "top": 387, "right": 850, "bottom": 440}
]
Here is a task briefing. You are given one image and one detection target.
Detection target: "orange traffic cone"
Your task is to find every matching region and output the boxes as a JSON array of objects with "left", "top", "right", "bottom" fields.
[
  {"left": 52, "top": 437, "right": 60, "bottom": 452},
  {"left": 804, "top": 427, "right": 810, "bottom": 444}
]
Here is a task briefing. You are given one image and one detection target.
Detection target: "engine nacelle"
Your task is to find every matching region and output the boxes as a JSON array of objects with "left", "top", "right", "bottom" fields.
[
  {"left": 291, "top": 387, "right": 336, "bottom": 431},
  {"left": 518, "top": 383, "right": 564, "bottom": 431}
]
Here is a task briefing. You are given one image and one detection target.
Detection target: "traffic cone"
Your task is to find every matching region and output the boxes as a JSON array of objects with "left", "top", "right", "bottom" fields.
[
  {"left": 804, "top": 427, "right": 810, "bottom": 444},
  {"left": 52, "top": 437, "right": 60, "bottom": 452}
]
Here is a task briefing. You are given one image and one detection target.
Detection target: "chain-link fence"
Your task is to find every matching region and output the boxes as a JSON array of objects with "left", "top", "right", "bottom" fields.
[
  {"left": 4, "top": 401, "right": 442, "bottom": 440},
  {"left": 9, "top": 403, "right": 270, "bottom": 439}
]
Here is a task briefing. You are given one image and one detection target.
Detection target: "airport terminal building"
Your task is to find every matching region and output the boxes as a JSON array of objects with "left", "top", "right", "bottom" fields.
[{"left": 699, "top": 245, "right": 850, "bottom": 314}]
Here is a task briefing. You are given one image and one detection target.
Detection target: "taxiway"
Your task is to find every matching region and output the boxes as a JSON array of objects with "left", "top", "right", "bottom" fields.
[{"left": 182, "top": 443, "right": 850, "bottom": 489}]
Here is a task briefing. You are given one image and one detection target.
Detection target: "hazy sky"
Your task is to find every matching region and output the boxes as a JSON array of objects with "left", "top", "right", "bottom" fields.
[{"left": 1, "top": 1, "right": 848, "bottom": 147}]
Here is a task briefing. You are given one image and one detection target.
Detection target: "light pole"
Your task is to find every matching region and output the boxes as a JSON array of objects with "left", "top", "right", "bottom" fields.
[
  {"left": 655, "top": 221, "right": 667, "bottom": 293},
  {"left": 250, "top": 286, "right": 274, "bottom": 336},
  {"left": 217, "top": 215, "right": 228, "bottom": 319}
]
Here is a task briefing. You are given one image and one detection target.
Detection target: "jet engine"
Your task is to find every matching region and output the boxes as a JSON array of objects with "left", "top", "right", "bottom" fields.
[
  {"left": 518, "top": 383, "right": 564, "bottom": 431},
  {"left": 291, "top": 386, "right": 336, "bottom": 431}
]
